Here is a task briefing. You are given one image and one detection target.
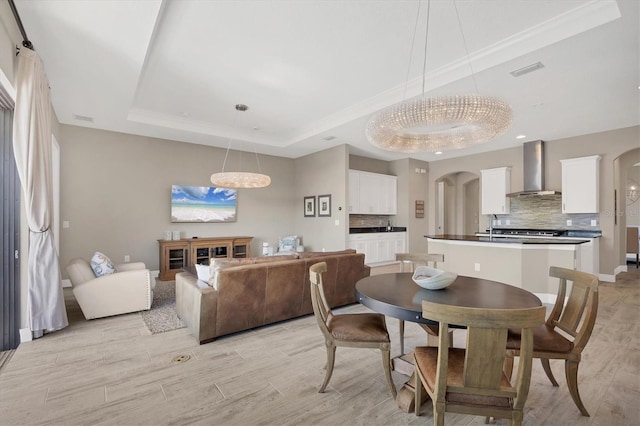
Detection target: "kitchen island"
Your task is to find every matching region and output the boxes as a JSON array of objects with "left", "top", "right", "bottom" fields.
[{"left": 425, "top": 234, "right": 597, "bottom": 301}]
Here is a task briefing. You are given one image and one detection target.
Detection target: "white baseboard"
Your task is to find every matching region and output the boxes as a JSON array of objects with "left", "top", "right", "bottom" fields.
[
  {"left": 599, "top": 273, "right": 616, "bottom": 282},
  {"left": 19, "top": 328, "right": 32, "bottom": 343},
  {"left": 599, "top": 264, "right": 627, "bottom": 283},
  {"left": 151, "top": 269, "right": 159, "bottom": 278}
]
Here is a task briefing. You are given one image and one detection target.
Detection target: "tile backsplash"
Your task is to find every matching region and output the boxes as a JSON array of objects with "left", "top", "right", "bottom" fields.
[
  {"left": 349, "top": 215, "right": 391, "bottom": 228},
  {"left": 349, "top": 195, "right": 599, "bottom": 231},
  {"left": 495, "top": 194, "right": 598, "bottom": 230}
]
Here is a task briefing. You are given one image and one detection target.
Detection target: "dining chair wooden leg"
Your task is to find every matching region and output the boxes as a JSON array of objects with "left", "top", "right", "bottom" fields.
[
  {"left": 434, "top": 401, "right": 445, "bottom": 426},
  {"left": 414, "top": 369, "right": 422, "bottom": 416},
  {"left": 399, "top": 320, "right": 405, "bottom": 354},
  {"left": 319, "top": 343, "right": 336, "bottom": 393},
  {"left": 541, "top": 358, "right": 559, "bottom": 386},
  {"left": 565, "top": 359, "right": 590, "bottom": 416},
  {"left": 381, "top": 344, "right": 397, "bottom": 398},
  {"left": 512, "top": 410, "right": 523, "bottom": 426}
]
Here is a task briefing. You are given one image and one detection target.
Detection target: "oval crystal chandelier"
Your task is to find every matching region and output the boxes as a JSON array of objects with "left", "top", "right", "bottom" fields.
[
  {"left": 210, "top": 104, "right": 271, "bottom": 189},
  {"left": 211, "top": 171, "right": 271, "bottom": 189},
  {"left": 366, "top": 0, "right": 512, "bottom": 153},
  {"left": 366, "top": 95, "right": 512, "bottom": 153}
]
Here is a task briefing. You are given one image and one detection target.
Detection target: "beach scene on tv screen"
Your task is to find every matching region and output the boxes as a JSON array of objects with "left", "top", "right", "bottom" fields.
[{"left": 171, "top": 185, "right": 237, "bottom": 223}]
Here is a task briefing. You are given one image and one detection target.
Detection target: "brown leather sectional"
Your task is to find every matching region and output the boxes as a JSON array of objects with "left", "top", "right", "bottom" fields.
[{"left": 175, "top": 250, "right": 370, "bottom": 344}]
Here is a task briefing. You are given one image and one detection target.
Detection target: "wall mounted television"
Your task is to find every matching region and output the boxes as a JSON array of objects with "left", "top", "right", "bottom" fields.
[{"left": 171, "top": 185, "right": 237, "bottom": 223}]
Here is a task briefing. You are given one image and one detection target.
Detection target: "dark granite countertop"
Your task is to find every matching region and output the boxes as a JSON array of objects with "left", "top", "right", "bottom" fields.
[
  {"left": 426, "top": 234, "right": 590, "bottom": 245},
  {"left": 350, "top": 226, "right": 407, "bottom": 234}
]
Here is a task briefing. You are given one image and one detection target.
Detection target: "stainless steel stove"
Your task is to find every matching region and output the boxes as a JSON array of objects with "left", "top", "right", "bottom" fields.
[{"left": 488, "top": 228, "right": 566, "bottom": 237}]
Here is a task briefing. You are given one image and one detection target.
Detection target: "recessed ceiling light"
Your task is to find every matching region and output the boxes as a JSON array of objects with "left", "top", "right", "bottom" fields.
[
  {"left": 516, "top": 135, "right": 526, "bottom": 139},
  {"left": 323, "top": 135, "right": 336, "bottom": 141},
  {"left": 435, "top": 151, "right": 443, "bottom": 155}
]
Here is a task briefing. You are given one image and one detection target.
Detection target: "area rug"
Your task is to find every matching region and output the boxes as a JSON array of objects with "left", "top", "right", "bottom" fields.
[{"left": 141, "top": 280, "right": 186, "bottom": 334}]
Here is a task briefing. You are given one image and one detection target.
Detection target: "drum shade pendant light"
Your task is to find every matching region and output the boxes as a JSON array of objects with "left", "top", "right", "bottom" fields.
[
  {"left": 210, "top": 104, "right": 271, "bottom": 189},
  {"left": 366, "top": 0, "right": 512, "bottom": 153}
]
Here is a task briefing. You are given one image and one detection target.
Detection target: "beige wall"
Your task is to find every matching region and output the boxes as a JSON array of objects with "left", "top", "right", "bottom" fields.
[
  {"left": 349, "top": 155, "right": 391, "bottom": 174},
  {"left": 294, "top": 145, "right": 349, "bottom": 251},
  {"left": 391, "top": 158, "right": 429, "bottom": 252},
  {"left": 427, "top": 126, "right": 640, "bottom": 276},
  {"left": 58, "top": 124, "right": 298, "bottom": 273}
]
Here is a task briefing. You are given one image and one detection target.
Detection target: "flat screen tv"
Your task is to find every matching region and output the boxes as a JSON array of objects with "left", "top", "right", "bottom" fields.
[{"left": 171, "top": 185, "right": 237, "bottom": 223}]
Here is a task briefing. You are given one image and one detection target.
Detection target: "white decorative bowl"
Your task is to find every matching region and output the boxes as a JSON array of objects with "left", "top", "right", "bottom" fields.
[{"left": 412, "top": 266, "right": 457, "bottom": 290}]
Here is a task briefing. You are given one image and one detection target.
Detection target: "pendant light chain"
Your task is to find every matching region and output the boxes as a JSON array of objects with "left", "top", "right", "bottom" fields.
[
  {"left": 402, "top": 0, "right": 423, "bottom": 100},
  {"left": 219, "top": 106, "right": 244, "bottom": 173},
  {"left": 453, "top": 0, "right": 480, "bottom": 94},
  {"left": 211, "top": 103, "right": 271, "bottom": 188},
  {"left": 421, "top": 0, "right": 431, "bottom": 97}
]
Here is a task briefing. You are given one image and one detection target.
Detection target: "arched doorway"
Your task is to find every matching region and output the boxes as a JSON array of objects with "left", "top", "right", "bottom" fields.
[
  {"left": 615, "top": 148, "right": 640, "bottom": 267},
  {"left": 435, "top": 172, "right": 480, "bottom": 235}
]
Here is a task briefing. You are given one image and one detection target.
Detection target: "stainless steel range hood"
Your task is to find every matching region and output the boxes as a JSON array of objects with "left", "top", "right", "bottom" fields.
[{"left": 507, "top": 140, "right": 560, "bottom": 197}]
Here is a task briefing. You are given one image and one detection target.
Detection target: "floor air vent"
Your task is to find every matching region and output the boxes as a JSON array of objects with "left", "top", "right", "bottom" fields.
[{"left": 171, "top": 354, "right": 191, "bottom": 364}]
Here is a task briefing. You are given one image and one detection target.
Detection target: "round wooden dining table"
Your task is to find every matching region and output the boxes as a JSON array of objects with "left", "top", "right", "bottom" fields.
[{"left": 355, "top": 272, "right": 542, "bottom": 412}]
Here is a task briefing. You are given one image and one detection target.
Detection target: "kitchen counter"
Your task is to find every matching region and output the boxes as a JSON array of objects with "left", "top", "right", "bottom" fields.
[
  {"left": 427, "top": 234, "right": 590, "bottom": 245},
  {"left": 425, "top": 235, "right": 598, "bottom": 299}
]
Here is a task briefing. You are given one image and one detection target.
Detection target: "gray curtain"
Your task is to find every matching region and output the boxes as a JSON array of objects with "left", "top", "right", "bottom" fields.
[{"left": 12, "top": 48, "right": 68, "bottom": 335}]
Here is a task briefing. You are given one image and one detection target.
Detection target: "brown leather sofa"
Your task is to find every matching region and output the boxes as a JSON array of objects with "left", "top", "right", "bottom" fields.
[{"left": 175, "top": 250, "right": 370, "bottom": 344}]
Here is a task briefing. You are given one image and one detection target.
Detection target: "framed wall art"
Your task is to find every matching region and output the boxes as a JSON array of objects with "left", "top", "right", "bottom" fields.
[
  {"left": 304, "top": 196, "right": 316, "bottom": 217},
  {"left": 171, "top": 185, "right": 237, "bottom": 223},
  {"left": 318, "top": 194, "right": 331, "bottom": 217}
]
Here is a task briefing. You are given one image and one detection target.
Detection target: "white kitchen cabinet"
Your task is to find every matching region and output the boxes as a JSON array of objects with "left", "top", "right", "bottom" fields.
[
  {"left": 561, "top": 155, "right": 601, "bottom": 213},
  {"left": 348, "top": 232, "right": 406, "bottom": 264},
  {"left": 348, "top": 170, "right": 397, "bottom": 215},
  {"left": 348, "top": 170, "right": 360, "bottom": 213},
  {"left": 379, "top": 174, "right": 397, "bottom": 214},
  {"left": 481, "top": 167, "right": 511, "bottom": 214},
  {"left": 357, "top": 172, "right": 380, "bottom": 214}
]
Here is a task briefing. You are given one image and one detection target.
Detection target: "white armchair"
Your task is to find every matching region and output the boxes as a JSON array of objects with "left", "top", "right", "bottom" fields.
[{"left": 65, "top": 258, "right": 155, "bottom": 319}]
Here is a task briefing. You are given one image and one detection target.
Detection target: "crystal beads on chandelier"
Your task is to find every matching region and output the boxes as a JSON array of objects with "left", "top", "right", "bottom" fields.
[
  {"left": 210, "top": 171, "right": 271, "bottom": 189},
  {"left": 366, "top": 95, "right": 513, "bottom": 153}
]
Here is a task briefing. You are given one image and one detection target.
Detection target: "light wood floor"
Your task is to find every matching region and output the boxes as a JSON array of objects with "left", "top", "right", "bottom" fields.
[{"left": 0, "top": 265, "right": 638, "bottom": 425}]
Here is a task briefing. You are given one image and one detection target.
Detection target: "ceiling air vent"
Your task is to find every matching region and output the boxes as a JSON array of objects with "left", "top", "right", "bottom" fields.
[
  {"left": 510, "top": 62, "right": 545, "bottom": 78},
  {"left": 74, "top": 114, "right": 94, "bottom": 122}
]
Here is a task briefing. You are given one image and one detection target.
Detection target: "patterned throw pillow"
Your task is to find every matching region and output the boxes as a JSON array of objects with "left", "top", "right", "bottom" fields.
[{"left": 90, "top": 251, "right": 116, "bottom": 277}]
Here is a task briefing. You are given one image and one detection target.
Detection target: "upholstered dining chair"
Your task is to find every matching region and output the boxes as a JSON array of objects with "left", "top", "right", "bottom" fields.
[
  {"left": 309, "top": 261, "right": 397, "bottom": 398},
  {"left": 504, "top": 266, "right": 599, "bottom": 417},
  {"left": 414, "top": 300, "right": 546, "bottom": 426},
  {"left": 395, "top": 253, "right": 445, "bottom": 354}
]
